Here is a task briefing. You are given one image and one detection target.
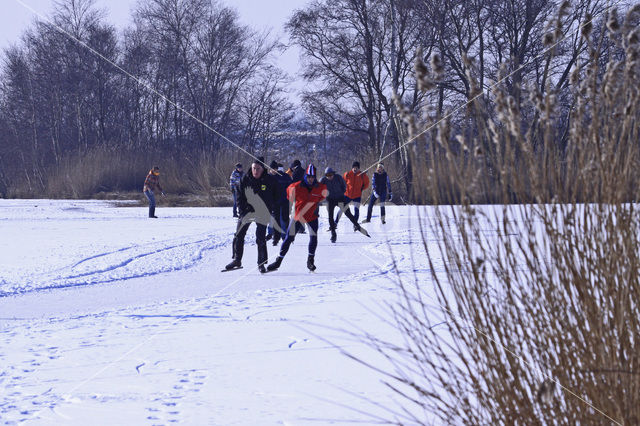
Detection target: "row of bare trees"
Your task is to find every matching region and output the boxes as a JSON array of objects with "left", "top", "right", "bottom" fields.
[
  {"left": 288, "top": 0, "right": 614, "bottom": 194},
  {"left": 0, "top": 0, "right": 624, "bottom": 199},
  {"left": 0, "top": 0, "right": 294, "bottom": 196}
]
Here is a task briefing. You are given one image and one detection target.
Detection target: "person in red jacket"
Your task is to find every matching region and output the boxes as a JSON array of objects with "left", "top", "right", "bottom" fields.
[
  {"left": 342, "top": 161, "right": 370, "bottom": 229},
  {"left": 267, "top": 164, "right": 327, "bottom": 272}
]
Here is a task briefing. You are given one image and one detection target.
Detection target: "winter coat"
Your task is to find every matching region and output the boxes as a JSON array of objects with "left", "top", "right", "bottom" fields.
[
  {"left": 320, "top": 174, "right": 346, "bottom": 200},
  {"left": 274, "top": 172, "right": 293, "bottom": 205},
  {"left": 343, "top": 170, "right": 369, "bottom": 199},
  {"left": 237, "top": 172, "right": 278, "bottom": 219},
  {"left": 287, "top": 179, "right": 328, "bottom": 223},
  {"left": 291, "top": 165, "right": 305, "bottom": 183},
  {"left": 229, "top": 169, "right": 243, "bottom": 191},
  {"left": 143, "top": 170, "right": 162, "bottom": 193},
  {"left": 372, "top": 171, "right": 392, "bottom": 200}
]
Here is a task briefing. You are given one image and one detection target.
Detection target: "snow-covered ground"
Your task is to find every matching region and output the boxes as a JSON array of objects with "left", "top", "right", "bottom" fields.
[{"left": 0, "top": 200, "right": 432, "bottom": 425}]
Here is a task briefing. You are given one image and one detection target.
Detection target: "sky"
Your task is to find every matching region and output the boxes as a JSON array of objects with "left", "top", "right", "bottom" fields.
[{"left": 1, "top": 0, "right": 308, "bottom": 98}]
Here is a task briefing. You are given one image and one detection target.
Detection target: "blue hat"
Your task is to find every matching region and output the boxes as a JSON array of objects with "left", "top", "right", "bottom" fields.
[{"left": 325, "top": 167, "right": 335, "bottom": 175}]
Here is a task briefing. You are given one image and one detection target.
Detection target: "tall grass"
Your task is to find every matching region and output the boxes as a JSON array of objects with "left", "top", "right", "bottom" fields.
[
  {"left": 359, "top": 4, "right": 640, "bottom": 424},
  {"left": 6, "top": 145, "right": 253, "bottom": 206}
]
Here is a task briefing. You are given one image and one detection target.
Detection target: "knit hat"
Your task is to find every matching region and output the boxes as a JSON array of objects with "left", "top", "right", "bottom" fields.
[
  {"left": 292, "top": 159, "right": 302, "bottom": 168},
  {"left": 306, "top": 164, "right": 316, "bottom": 177},
  {"left": 325, "top": 167, "right": 335, "bottom": 175},
  {"left": 269, "top": 160, "right": 278, "bottom": 170},
  {"left": 235, "top": 162, "right": 242, "bottom": 168},
  {"left": 352, "top": 161, "right": 360, "bottom": 168}
]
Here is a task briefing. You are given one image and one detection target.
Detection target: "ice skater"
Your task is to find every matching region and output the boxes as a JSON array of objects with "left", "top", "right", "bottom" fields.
[
  {"left": 342, "top": 161, "right": 369, "bottom": 230},
  {"left": 362, "top": 163, "right": 393, "bottom": 224},
  {"left": 267, "top": 164, "right": 327, "bottom": 272},
  {"left": 225, "top": 157, "right": 277, "bottom": 273}
]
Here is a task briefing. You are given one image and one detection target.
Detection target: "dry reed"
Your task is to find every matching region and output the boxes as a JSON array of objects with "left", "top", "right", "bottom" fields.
[{"left": 356, "top": 4, "right": 640, "bottom": 424}]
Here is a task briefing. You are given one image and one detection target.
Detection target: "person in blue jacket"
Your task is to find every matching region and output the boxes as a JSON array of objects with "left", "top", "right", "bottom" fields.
[
  {"left": 229, "top": 163, "right": 244, "bottom": 217},
  {"left": 363, "top": 163, "right": 392, "bottom": 224}
]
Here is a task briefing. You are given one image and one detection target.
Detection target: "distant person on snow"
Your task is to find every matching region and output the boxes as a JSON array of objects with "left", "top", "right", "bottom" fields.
[
  {"left": 143, "top": 166, "right": 164, "bottom": 218},
  {"left": 267, "top": 164, "right": 327, "bottom": 272},
  {"left": 343, "top": 161, "right": 370, "bottom": 230},
  {"left": 363, "top": 163, "right": 393, "bottom": 224},
  {"left": 320, "top": 167, "right": 347, "bottom": 243},
  {"left": 225, "top": 157, "right": 277, "bottom": 273},
  {"left": 229, "top": 163, "right": 244, "bottom": 218},
  {"left": 266, "top": 161, "right": 293, "bottom": 246}
]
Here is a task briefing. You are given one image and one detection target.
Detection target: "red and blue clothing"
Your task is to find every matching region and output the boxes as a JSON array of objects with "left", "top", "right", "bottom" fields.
[{"left": 278, "top": 177, "right": 327, "bottom": 257}]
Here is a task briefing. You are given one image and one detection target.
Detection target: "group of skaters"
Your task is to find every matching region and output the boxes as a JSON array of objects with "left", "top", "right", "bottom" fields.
[
  {"left": 225, "top": 157, "right": 393, "bottom": 273},
  {"left": 141, "top": 158, "right": 392, "bottom": 272}
]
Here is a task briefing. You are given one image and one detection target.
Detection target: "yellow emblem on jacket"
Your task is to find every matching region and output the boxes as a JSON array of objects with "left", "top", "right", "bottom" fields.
[{"left": 261, "top": 184, "right": 266, "bottom": 191}]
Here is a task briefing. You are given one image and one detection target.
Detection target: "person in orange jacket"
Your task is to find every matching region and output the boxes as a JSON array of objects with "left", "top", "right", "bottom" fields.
[
  {"left": 267, "top": 164, "right": 327, "bottom": 272},
  {"left": 342, "top": 161, "right": 369, "bottom": 229}
]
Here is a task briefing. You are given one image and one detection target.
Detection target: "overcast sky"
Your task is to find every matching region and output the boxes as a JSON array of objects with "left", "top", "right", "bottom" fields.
[{"left": 1, "top": 0, "right": 308, "bottom": 98}]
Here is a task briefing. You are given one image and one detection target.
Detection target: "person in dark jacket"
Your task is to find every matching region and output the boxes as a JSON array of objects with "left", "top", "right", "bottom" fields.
[
  {"left": 225, "top": 157, "right": 278, "bottom": 273},
  {"left": 320, "top": 167, "right": 346, "bottom": 243},
  {"left": 289, "top": 159, "right": 306, "bottom": 234},
  {"left": 273, "top": 163, "right": 293, "bottom": 245},
  {"left": 289, "top": 159, "right": 305, "bottom": 183},
  {"left": 266, "top": 160, "right": 279, "bottom": 242},
  {"left": 143, "top": 166, "right": 164, "bottom": 218},
  {"left": 266, "top": 161, "right": 293, "bottom": 245},
  {"left": 363, "top": 163, "right": 393, "bottom": 224},
  {"left": 229, "top": 163, "right": 244, "bottom": 217}
]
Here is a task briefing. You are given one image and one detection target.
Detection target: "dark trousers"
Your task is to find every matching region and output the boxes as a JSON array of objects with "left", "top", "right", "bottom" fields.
[
  {"left": 326, "top": 198, "right": 342, "bottom": 230},
  {"left": 279, "top": 219, "right": 319, "bottom": 258},
  {"left": 144, "top": 190, "right": 156, "bottom": 217},
  {"left": 267, "top": 201, "right": 290, "bottom": 243},
  {"left": 232, "top": 217, "right": 268, "bottom": 265},
  {"left": 334, "top": 196, "right": 360, "bottom": 227},
  {"left": 232, "top": 189, "right": 239, "bottom": 217},
  {"left": 366, "top": 194, "right": 386, "bottom": 221},
  {"left": 344, "top": 196, "right": 361, "bottom": 222}
]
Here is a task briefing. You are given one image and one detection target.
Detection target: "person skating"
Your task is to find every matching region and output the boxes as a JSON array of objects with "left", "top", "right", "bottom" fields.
[
  {"left": 320, "top": 167, "right": 346, "bottom": 243},
  {"left": 266, "top": 161, "right": 292, "bottom": 245},
  {"left": 288, "top": 159, "right": 306, "bottom": 234},
  {"left": 265, "top": 160, "right": 279, "bottom": 242},
  {"left": 272, "top": 163, "right": 293, "bottom": 245},
  {"left": 143, "top": 166, "right": 165, "bottom": 218},
  {"left": 289, "top": 159, "right": 305, "bottom": 183},
  {"left": 267, "top": 164, "right": 327, "bottom": 272},
  {"left": 343, "top": 161, "right": 370, "bottom": 231},
  {"left": 229, "top": 163, "right": 244, "bottom": 217},
  {"left": 225, "top": 157, "right": 278, "bottom": 273},
  {"left": 363, "top": 163, "right": 393, "bottom": 224}
]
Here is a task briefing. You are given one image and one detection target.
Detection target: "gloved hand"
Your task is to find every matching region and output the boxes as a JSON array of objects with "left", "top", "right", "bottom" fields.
[
  {"left": 388, "top": 193, "right": 393, "bottom": 202},
  {"left": 373, "top": 191, "right": 379, "bottom": 199}
]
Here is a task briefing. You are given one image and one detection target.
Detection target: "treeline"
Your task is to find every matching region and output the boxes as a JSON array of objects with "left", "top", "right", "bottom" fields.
[
  {"left": 0, "top": 0, "right": 629, "bottom": 201},
  {"left": 289, "top": 0, "right": 625, "bottom": 198},
  {"left": 0, "top": 0, "right": 300, "bottom": 198}
]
